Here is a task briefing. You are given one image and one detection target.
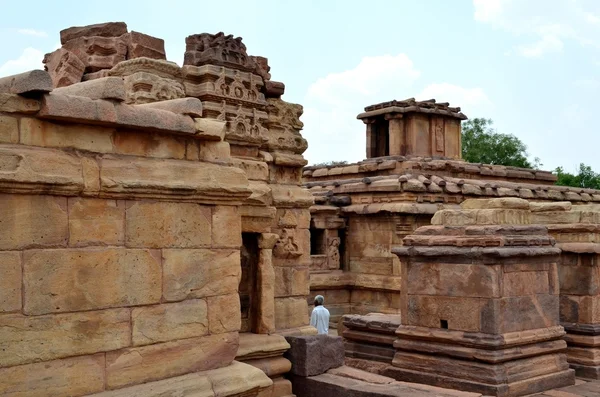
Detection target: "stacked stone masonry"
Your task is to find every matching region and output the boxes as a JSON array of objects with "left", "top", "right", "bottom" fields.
[
  {"left": 0, "top": 22, "right": 313, "bottom": 397},
  {"left": 387, "top": 198, "right": 576, "bottom": 396}
]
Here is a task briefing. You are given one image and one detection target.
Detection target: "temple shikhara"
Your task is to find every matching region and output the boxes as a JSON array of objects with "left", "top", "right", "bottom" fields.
[{"left": 2, "top": 21, "right": 600, "bottom": 397}]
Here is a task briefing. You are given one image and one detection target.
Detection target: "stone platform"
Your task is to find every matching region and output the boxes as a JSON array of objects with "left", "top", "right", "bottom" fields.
[{"left": 295, "top": 365, "right": 600, "bottom": 397}]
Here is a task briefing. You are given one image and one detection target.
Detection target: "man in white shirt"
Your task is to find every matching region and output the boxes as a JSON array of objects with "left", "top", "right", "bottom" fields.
[{"left": 310, "top": 295, "right": 330, "bottom": 334}]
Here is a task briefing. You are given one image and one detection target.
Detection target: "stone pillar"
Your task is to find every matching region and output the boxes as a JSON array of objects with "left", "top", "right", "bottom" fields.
[
  {"left": 364, "top": 119, "right": 376, "bottom": 159},
  {"left": 387, "top": 198, "right": 575, "bottom": 397},
  {"left": 531, "top": 202, "right": 600, "bottom": 379},
  {"left": 257, "top": 233, "right": 278, "bottom": 334},
  {"left": 385, "top": 113, "right": 404, "bottom": 156}
]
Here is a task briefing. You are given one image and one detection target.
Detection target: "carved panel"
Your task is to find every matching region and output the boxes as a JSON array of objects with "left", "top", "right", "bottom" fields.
[
  {"left": 123, "top": 72, "right": 185, "bottom": 104},
  {"left": 182, "top": 65, "right": 266, "bottom": 108},
  {"left": 273, "top": 229, "right": 302, "bottom": 259},
  {"left": 184, "top": 32, "right": 256, "bottom": 72},
  {"left": 265, "top": 99, "right": 307, "bottom": 154},
  {"left": 434, "top": 118, "right": 444, "bottom": 153},
  {"left": 327, "top": 237, "right": 341, "bottom": 270}
]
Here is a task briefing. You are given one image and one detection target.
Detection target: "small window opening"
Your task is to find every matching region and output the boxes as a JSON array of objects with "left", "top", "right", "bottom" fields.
[
  {"left": 310, "top": 228, "right": 326, "bottom": 255},
  {"left": 440, "top": 319, "right": 449, "bottom": 329}
]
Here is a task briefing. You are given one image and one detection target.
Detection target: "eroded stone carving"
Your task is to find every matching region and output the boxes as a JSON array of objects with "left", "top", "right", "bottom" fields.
[
  {"left": 62, "top": 35, "right": 128, "bottom": 73},
  {"left": 327, "top": 237, "right": 340, "bottom": 269},
  {"left": 184, "top": 32, "right": 256, "bottom": 72},
  {"left": 265, "top": 99, "right": 307, "bottom": 154},
  {"left": 43, "top": 48, "right": 85, "bottom": 88},
  {"left": 273, "top": 229, "right": 302, "bottom": 258}
]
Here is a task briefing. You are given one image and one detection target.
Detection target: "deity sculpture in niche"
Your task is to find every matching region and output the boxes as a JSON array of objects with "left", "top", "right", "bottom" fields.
[{"left": 327, "top": 237, "right": 340, "bottom": 269}]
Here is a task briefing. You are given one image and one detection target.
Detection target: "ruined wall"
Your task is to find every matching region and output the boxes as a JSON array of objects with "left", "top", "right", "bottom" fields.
[{"left": 0, "top": 21, "right": 312, "bottom": 397}]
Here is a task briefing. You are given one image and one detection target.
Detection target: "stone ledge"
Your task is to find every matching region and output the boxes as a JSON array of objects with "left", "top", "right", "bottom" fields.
[
  {"left": 0, "top": 145, "right": 252, "bottom": 204},
  {"left": 396, "top": 325, "right": 566, "bottom": 348},
  {"left": 236, "top": 333, "right": 291, "bottom": 361},
  {"left": 0, "top": 70, "right": 53, "bottom": 95},
  {"left": 37, "top": 93, "right": 223, "bottom": 139},
  {"left": 88, "top": 361, "right": 272, "bottom": 397}
]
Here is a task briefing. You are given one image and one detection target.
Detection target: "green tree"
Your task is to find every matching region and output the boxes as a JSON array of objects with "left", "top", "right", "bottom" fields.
[
  {"left": 311, "top": 160, "right": 348, "bottom": 167},
  {"left": 555, "top": 163, "right": 600, "bottom": 189},
  {"left": 462, "top": 118, "right": 541, "bottom": 169}
]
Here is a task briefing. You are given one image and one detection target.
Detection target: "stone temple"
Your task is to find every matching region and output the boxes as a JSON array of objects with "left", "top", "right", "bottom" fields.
[{"left": 2, "top": 21, "right": 600, "bottom": 397}]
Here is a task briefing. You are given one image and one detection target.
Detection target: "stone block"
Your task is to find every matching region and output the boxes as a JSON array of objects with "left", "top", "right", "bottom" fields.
[
  {"left": 233, "top": 158, "right": 269, "bottom": 181},
  {"left": 502, "top": 270, "right": 549, "bottom": 296},
  {"left": 38, "top": 93, "right": 198, "bottom": 136},
  {"left": 212, "top": 205, "right": 242, "bottom": 247},
  {"left": 125, "top": 201, "right": 211, "bottom": 248},
  {"left": 274, "top": 266, "right": 310, "bottom": 297},
  {"left": 284, "top": 334, "right": 345, "bottom": 376},
  {"left": 91, "top": 361, "right": 272, "bottom": 397},
  {"left": 132, "top": 299, "right": 208, "bottom": 346},
  {"left": 63, "top": 36, "right": 128, "bottom": 73},
  {"left": 0, "top": 69, "right": 53, "bottom": 95},
  {"left": 105, "top": 332, "right": 238, "bottom": 389},
  {"left": 496, "top": 295, "right": 559, "bottom": 333},
  {"left": 127, "top": 31, "right": 166, "bottom": 59},
  {"left": 246, "top": 357, "right": 292, "bottom": 378},
  {"left": 0, "top": 93, "right": 41, "bottom": 113},
  {"left": 275, "top": 297, "right": 309, "bottom": 330},
  {"left": 0, "top": 309, "right": 130, "bottom": 367},
  {"left": 0, "top": 146, "right": 85, "bottom": 195},
  {"left": 208, "top": 293, "right": 241, "bottom": 334},
  {"left": 112, "top": 130, "right": 186, "bottom": 159},
  {"left": 406, "top": 262, "right": 500, "bottom": 298},
  {"left": 23, "top": 248, "right": 161, "bottom": 315},
  {"left": 406, "top": 295, "right": 482, "bottom": 332},
  {"left": 0, "top": 354, "right": 105, "bottom": 397},
  {"left": 60, "top": 21, "right": 128, "bottom": 44},
  {"left": 82, "top": 155, "right": 100, "bottom": 194},
  {"left": 98, "top": 156, "right": 250, "bottom": 203},
  {"left": 560, "top": 262, "right": 600, "bottom": 296},
  {"left": 0, "top": 251, "right": 20, "bottom": 312},
  {"left": 163, "top": 248, "right": 240, "bottom": 301},
  {"left": 0, "top": 194, "right": 68, "bottom": 250},
  {"left": 137, "top": 97, "right": 203, "bottom": 117},
  {"left": 461, "top": 198, "right": 530, "bottom": 210},
  {"left": 43, "top": 48, "right": 85, "bottom": 88},
  {"left": 199, "top": 140, "right": 231, "bottom": 162},
  {"left": 194, "top": 118, "right": 226, "bottom": 140},
  {"left": 532, "top": 211, "right": 582, "bottom": 224},
  {"left": 237, "top": 333, "right": 291, "bottom": 361},
  {"left": 20, "top": 117, "right": 115, "bottom": 153},
  {"left": 0, "top": 115, "right": 18, "bottom": 143},
  {"left": 52, "top": 76, "right": 125, "bottom": 101},
  {"left": 68, "top": 198, "right": 124, "bottom": 246},
  {"left": 186, "top": 141, "right": 200, "bottom": 160}
]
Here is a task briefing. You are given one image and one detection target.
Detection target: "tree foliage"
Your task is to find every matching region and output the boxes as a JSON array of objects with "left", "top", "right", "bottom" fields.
[
  {"left": 461, "top": 118, "right": 541, "bottom": 169},
  {"left": 554, "top": 164, "right": 600, "bottom": 189},
  {"left": 311, "top": 160, "right": 348, "bottom": 167}
]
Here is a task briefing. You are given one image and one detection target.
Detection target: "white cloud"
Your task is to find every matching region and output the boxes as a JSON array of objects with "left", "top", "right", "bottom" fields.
[
  {"left": 473, "top": 0, "right": 600, "bottom": 57},
  {"left": 418, "top": 83, "right": 491, "bottom": 110},
  {"left": 17, "top": 29, "right": 48, "bottom": 38},
  {"left": 301, "top": 55, "right": 488, "bottom": 165},
  {"left": 0, "top": 48, "right": 45, "bottom": 78}
]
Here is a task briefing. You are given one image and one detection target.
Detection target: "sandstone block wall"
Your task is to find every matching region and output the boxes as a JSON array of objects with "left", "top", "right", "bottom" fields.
[{"left": 0, "top": 23, "right": 313, "bottom": 396}]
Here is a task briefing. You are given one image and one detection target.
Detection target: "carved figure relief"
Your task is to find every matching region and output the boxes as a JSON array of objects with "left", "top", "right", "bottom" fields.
[
  {"left": 211, "top": 68, "right": 263, "bottom": 105},
  {"left": 327, "top": 237, "right": 341, "bottom": 269},
  {"left": 184, "top": 32, "right": 256, "bottom": 72},
  {"left": 273, "top": 229, "right": 302, "bottom": 259},
  {"left": 435, "top": 119, "right": 444, "bottom": 152},
  {"left": 123, "top": 72, "right": 185, "bottom": 104}
]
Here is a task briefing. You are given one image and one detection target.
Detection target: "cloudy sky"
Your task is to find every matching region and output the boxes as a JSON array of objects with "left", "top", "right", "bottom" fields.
[{"left": 1, "top": 0, "right": 598, "bottom": 171}]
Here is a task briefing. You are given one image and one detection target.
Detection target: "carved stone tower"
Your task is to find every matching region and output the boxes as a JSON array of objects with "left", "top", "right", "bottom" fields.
[{"left": 357, "top": 98, "right": 467, "bottom": 160}]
